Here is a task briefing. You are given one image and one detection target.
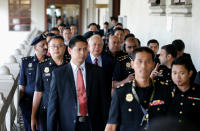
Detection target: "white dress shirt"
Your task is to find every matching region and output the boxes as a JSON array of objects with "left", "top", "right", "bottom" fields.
[{"left": 90, "top": 53, "right": 102, "bottom": 67}]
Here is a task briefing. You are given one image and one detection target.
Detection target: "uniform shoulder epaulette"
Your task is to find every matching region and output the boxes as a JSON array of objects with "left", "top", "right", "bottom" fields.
[
  {"left": 21, "top": 56, "right": 33, "bottom": 61},
  {"left": 39, "top": 58, "right": 49, "bottom": 63},
  {"left": 116, "top": 83, "right": 125, "bottom": 89},
  {"left": 117, "top": 54, "right": 129, "bottom": 62}
]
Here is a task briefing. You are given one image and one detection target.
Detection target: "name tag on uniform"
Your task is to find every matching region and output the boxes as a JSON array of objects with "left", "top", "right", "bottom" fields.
[
  {"left": 45, "top": 73, "right": 51, "bottom": 77},
  {"left": 149, "top": 100, "right": 165, "bottom": 106}
]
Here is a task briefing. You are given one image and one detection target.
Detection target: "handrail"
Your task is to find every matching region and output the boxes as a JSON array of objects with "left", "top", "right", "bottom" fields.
[{"left": 0, "top": 28, "right": 41, "bottom": 131}]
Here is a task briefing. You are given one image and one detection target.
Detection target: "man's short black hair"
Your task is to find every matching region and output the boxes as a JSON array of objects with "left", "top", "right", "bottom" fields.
[
  {"left": 161, "top": 44, "right": 177, "bottom": 58},
  {"left": 110, "top": 16, "right": 118, "bottom": 21},
  {"left": 63, "top": 27, "right": 71, "bottom": 31},
  {"left": 130, "top": 47, "right": 155, "bottom": 61},
  {"left": 113, "top": 27, "right": 124, "bottom": 35},
  {"left": 49, "top": 35, "right": 64, "bottom": 44},
  {"left": 171, "top": 56, "right": 193, "bottom": 72},
  {"left": 104, "top": 21, "right": 109, "bottom": 25},
  {"left": 50, "top": 27, "right": 59, "bottom": 32},
  {"left": 116, "top": 23, "right": 123, "bottom": 26},
  {"left": 58, "top": 23, "right": 66, "bottom": 27},
  {"left": 70, "top": 24, "right": 76, "bottom": 27},
  {"left": 172, "top": 39, "right": 185, "bottom": 51},
  {"left": 87, "top": 23, "right": 97, "bottom": 29},
  {"left": 147, "top": 39, "right": 159, "bottom": 47},
  {"left": 124, "top": 33, "right": 135, "bottom": 41},
  {"left": 69, "top": 35, "right": 88, "bottom": 49}
]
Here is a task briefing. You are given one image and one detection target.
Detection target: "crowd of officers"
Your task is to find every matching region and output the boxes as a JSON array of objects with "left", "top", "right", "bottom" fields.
[{"left": 18, "top": 16, "right": 200, "bottom": 131}]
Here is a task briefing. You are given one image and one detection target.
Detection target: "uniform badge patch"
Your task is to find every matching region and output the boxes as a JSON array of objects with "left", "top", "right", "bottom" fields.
[
  {"left": 126, "top": 93, "right": 134, "bottom": 102},
  {"left": 126, "top": 62, "right": 131, "bottom": 68},
  {"left": 28, "top": 63, "right": 32, "bottom": 68},
  {"left": 44, "top": 67, "right": 49, "bottom": 73}
]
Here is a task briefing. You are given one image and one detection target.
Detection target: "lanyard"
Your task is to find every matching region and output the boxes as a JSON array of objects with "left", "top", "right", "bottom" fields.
[{"left": 131, "top": 79, "right": 155, "bottom": 130}]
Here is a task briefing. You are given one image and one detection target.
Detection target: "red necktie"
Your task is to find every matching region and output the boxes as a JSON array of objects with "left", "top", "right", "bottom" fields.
[
  {"left": 94, "top": 58, "right": 98, "bottom": 66},
  {"left": 77, "top": 68, "right": 88, "bottom": 116}
]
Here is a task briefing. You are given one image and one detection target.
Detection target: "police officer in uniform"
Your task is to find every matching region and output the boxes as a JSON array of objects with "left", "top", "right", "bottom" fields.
[
  {"left": 18, "top": 34, "right": 48, "bottom": 131},
  {"left": 105, "top": 47, "right": 172, "bottom": 131},
  {"left": 151, "top": 44, "right": 177, "bottom": 89},
  {"left": 104, "top": 35, "right": 127, "bottom": 65},
  {"left": 112, "top": 34, "right": 139, "bottom": 89},
  {"left": 168, "top": 56, "right": 200, "bottom": 128},
  {"left": 31, "top": 35, "right": 70, "bottom": 131}
]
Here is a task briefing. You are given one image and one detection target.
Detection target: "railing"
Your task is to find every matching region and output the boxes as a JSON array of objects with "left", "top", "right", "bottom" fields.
[{"left": 0, "top": 28, "right": 41, "bottom": 131}]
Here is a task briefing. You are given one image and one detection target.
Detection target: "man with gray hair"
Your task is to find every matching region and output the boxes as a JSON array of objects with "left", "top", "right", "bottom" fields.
[{"left": 86, "top": 34, "right": 114, "bottom": 101}]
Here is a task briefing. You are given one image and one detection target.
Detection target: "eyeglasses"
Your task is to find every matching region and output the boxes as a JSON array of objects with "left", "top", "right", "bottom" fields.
[{"left": 49, "top": 44, "right": 65, "bottom": 49}]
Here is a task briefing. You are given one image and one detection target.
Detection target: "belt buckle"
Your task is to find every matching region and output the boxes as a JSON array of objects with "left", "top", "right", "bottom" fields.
[{"left": 78, "top": 116, "right": 86, "bottom": 122}]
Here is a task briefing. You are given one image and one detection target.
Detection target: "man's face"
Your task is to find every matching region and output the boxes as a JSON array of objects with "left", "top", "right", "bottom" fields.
[
  {"left": 124, "top": 29, "right": 130, "bottom": 36},
  {"left": 58, "top": 26, "right": 65, "bottom": 35},
  {"left": 88, "top": 25, "right": 98, "bottom": 31},
  {"left": 149, "top": 43, "right": 159, "bottom": 55},
  {"left": 88, "top": 37, "right": 103, "bottom": 57},
  {"left": 63, "top": 29, "right": 72, "bottom": 41},
  {"left": 104, "top": 24, "right": 108, "bottom": 30},
  {"left": 49, "top": 39, "right": 66, "bottom": 59},
  {"left": 125, "top": 39, "right": 138, "bottom": 55},
  {"left": 111, "top": 20, "right": 117, "bottom": 26},
  {"left": 159, "top": 49, "right": 168, "bottom": 65},
  {"left": 131, "top": 51, "right": 154, "bottom": 79},
  {"left": 34, "top": 40, "right": 48, "bottom": 56},
  {"left": 108, "top": 36, "right": 120, "bottom": 54},
  {"left": 172, "top": 65, "right": 192, "bottom": 89},
  {"left": 70, "top": 26, "right": 77, "bottom": 35},
  {"left": 114, "top": 30, "right": 125, "bottom": 44},
  {"left": 68, "top": 42, "right": 88, "bottom": 65}
]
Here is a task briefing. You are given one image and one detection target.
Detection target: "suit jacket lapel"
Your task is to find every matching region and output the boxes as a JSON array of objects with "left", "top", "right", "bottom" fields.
[
  {"left": 67, "top": 63, "right": 77, "bottom": 104},
  {"left": 86, "top": 53, "right": 92, "bottom": 64}
]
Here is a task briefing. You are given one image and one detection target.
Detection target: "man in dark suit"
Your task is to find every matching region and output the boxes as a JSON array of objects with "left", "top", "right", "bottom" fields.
[
  {"left": 86, "top": 34, "right": 114, "bottom": 100},
  {"left": 47, "top": 35, "right": 109, "bottom": 131}
]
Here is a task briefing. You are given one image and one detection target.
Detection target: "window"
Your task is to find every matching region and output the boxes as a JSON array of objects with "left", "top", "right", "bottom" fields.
[
  {"left": 172, "top": 0, "right": 185, "bottom": 5},
  {"left": 9, "top": 0, "right": 31, "bottom": 31},
  {"left": 149, "top": 0, "right": 160, "bottom": 6}
]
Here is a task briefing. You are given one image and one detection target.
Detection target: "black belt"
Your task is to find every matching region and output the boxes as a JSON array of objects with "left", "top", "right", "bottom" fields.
[{"left": 77, "top": 116, "right": 89, "bottom": 123}]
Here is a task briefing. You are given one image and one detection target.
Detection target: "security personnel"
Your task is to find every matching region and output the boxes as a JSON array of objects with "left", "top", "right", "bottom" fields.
[
  {"left": 18, "top": 34, "right": 48, "bottom": 131},
  {"left": 105, "top": 47, "right": 171, "bottom": 131},
  {"left": 168, "top": 56, "right": 200, "bottom": 128},
  {"left": 104, "top": 35, "right": 127, "bottom": 64},
  {"left": 112, "top": 35, "right": 139, "bottom": 89},
  {"left": 31, "top": 35, "right": 69, "bottom": 131},
  {"left": 151, "top": 44, "right": 177, "bottom": 89}
]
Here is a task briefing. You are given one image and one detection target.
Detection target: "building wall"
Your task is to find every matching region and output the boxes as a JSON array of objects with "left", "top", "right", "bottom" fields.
[
  {"left": 120, "top": 0, "right": 200, "bottom": 71},
  {"left": 0, "top": 0, "right": 45, "bottom": 64}
]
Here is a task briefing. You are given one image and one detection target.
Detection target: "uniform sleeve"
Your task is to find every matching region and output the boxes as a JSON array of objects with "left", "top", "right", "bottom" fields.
[
  {"left": 35, "top": 64, "right": 43, "bottom": 92},
  {"left": 47, "top": 71, "right": 58, "bottom": 131},
  {"left": 112, "top": 61, "right": 121, "bottom": 81},
  {"left": 18, "top": 60, "right": 26, "bottom": 86},
  {"left": 107, "top": 89, "right": 120, "bottom": 124}
]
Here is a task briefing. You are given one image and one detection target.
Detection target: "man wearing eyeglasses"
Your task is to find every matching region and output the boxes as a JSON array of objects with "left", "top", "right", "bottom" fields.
[
  {"left": 18, "top": 34, "right": 48, "bottom": 131},
  {"left": 31, "top": 35, "right": 69, "bottom": 131}
]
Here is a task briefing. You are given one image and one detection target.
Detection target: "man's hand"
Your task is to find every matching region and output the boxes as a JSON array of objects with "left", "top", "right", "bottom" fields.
[
  {"left": 31, "top": 117, "right": 38, "bottom": 131},
  {"left": 125, "top": 73, "right": 135, "bottom": 83},
  {"left": 150, "top": 63, "right": 162, "bottom": 79}
]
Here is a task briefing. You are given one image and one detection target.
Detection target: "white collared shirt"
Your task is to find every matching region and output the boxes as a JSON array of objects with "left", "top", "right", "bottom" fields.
[
  {"left": 90, "top": 53, "right": 102, "bottom": 67},
  {"left": 70, "top": 61, "right": 87, "bottom": 116}
]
